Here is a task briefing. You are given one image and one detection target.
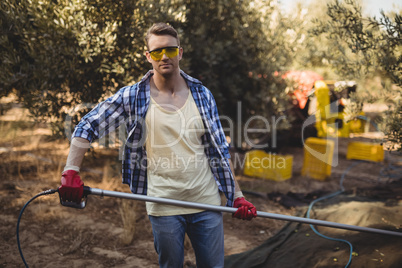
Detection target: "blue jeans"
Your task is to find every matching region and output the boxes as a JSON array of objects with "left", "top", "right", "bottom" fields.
[{"left": 148, "top": 210, "right": 224, "bottom": 268}]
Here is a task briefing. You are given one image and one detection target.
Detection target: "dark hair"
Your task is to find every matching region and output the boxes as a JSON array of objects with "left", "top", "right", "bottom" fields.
[{"left": 145, "top": 23, "right": 180, "bottom": 49}]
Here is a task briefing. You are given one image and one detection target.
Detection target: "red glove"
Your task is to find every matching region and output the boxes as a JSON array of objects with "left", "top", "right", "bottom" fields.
[
  {"left": 233, "top": 197, "right": 257, "bottom": 220},
  {"left": 59, "top": 170, "right": 84, "bottom": 203}
]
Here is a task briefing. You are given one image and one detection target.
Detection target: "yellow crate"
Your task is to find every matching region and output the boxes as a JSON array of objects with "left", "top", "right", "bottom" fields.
[
  {"left": 346, "top": 142, "right": 384, "bottom": 162},
  {"left": 302, "top": 137, "right": 335, "bottom": 180},
  {"left": 243, "top": 150, "right": 293, "bottom": 181}
]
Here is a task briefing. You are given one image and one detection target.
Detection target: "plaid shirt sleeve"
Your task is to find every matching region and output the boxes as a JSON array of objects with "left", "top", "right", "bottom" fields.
[{"left": 72, "top": 86, "right": 129, "bottom": 142}]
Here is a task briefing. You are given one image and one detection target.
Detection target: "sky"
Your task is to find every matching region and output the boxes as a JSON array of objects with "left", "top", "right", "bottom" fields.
[{"left": 279, "top": 0, "right": 401, "bottom": 17}]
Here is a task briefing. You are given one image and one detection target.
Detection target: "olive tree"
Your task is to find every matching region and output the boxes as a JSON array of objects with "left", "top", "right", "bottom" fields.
[
  {"left": 311, "top": 0, "right": 401, "bottom": 150},
  {"left": 1, "top": 0, "right": 292, "bottom": 147},
  {"left": 181, "top": 0, "right": 290, "bottom": 148},
  {"left": 0, "top": 0, "right": 181, "bottom": 134}
]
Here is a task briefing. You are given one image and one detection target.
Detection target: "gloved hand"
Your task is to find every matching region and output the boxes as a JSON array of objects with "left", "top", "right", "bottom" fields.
[
  {"left": 59, "top": 170, "right": 84, "bottom": 203},
  {"left": 233, "top": 197, "right": 257, "bottom": 221}
]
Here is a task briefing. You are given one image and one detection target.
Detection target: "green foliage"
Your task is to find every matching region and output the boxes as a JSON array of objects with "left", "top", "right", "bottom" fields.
[
  {"left": 311, "top": 0, "right": 402, "bottom": 150},
  {"left": 311, "top": 0, "right": 401, "bottom": 83},
  {"left": 0, "top": 0, "right": 176, "bottom": 126},
  {"left": 1, "top": 0, "right": 291, "bottom": 145},
  {"left": 181, "top": 0, "right": 288, "bottom": 133},
  {"left": 383, "top": 101, "right": 402, "bottom": 151},
  {"left": 3, "top": 0, "right": 399, "bottom": 150}
]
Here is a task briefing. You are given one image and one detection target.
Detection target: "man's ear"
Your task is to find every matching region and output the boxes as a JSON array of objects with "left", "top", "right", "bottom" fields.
[
  {"left": 179, "top": 47, "right": 183, "bottom": 61},
  {"left": 145, "top": 51, "right": 152, "bottom": 63}
]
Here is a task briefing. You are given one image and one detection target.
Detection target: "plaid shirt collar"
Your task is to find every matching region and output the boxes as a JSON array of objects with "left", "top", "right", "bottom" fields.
[{"left": 139, "top": 69, "right": 203, "bottom": 87}]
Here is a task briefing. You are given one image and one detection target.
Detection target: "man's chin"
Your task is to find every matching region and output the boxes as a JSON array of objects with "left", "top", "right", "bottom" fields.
[{"left": 156, "top": 66, "right": 177, "bottom": 76}]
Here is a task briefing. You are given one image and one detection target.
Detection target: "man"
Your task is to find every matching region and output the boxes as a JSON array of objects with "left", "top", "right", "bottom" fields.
[{"left": 59, "top": 22, "right": 257, "bottom": 268}]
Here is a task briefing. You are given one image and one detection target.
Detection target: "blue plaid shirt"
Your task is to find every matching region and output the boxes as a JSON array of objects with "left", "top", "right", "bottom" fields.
[{"left": 73, "top": 70, "right": 235, "bottom": 207}]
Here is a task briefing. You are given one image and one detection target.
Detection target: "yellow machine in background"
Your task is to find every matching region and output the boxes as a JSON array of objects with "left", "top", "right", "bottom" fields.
[
  {"left": 312, "top": 80, "right": 366, "bottom": 138},
  {"left": 283, "top": 71, "right": 366, "bottom": 141},
  {"left": 243, "top": 72, "right": 382, "bottom": 182}
]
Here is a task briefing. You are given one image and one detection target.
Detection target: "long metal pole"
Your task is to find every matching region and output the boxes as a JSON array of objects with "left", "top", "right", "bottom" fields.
[{"left": 86, "top": 187, "right": 402, "bottom": 237}]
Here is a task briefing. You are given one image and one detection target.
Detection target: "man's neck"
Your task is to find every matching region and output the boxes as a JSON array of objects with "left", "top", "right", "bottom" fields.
[{"left": 152, "top": 69, "right": 184, "bottom": 94}]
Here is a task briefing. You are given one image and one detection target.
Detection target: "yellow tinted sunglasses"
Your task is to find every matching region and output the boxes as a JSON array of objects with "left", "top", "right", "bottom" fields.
[{"left": 148, "top": 46, "right": 180, "bottom": 61}]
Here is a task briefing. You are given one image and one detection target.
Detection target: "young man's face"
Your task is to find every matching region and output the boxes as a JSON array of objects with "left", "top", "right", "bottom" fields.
[{"left": 146, "top": 34, "right": 183, "bottom": 76}]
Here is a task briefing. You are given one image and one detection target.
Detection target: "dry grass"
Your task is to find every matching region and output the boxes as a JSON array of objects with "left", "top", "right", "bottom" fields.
[
  {"left": 0, "top": 115, "right": 145, "bottom": 264},
  {"left": 96, "top": 162, "right": 140, "bottom": 246},
  {"left": 97, "top": 161, "right": 121, "bottom": 190},
  {"left": 118, "top": 199, "right": 138, "bottom": 245}
]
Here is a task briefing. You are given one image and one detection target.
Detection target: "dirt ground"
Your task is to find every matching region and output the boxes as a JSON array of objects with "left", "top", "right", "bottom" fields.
[{"left": 0, "top": 103, "right": 401, "bottom": 268}]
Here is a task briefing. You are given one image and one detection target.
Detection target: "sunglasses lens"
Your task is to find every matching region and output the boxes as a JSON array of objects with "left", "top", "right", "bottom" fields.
[
  {"left": 150, "top": 50, "right": 164, "bottom": 61},
  {"left": 165, "top": 47, "right": 179, "bottom": 58},
  {"left": 150, "top": 47, "right": 179, "bottom": 61}
]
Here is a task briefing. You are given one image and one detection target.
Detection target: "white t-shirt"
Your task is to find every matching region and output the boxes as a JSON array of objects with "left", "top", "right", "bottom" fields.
[{"left": 145, "top": 91, "right": 221, "bottom": 216}]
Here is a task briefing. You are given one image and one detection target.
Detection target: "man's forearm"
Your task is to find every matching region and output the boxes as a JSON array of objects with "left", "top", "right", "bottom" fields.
[
  {"left": 229, "top": 159, "right": 244, "bottom": 199},
  {"left": 64, "top": 137, "right": 90, "bottom": 172}
]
